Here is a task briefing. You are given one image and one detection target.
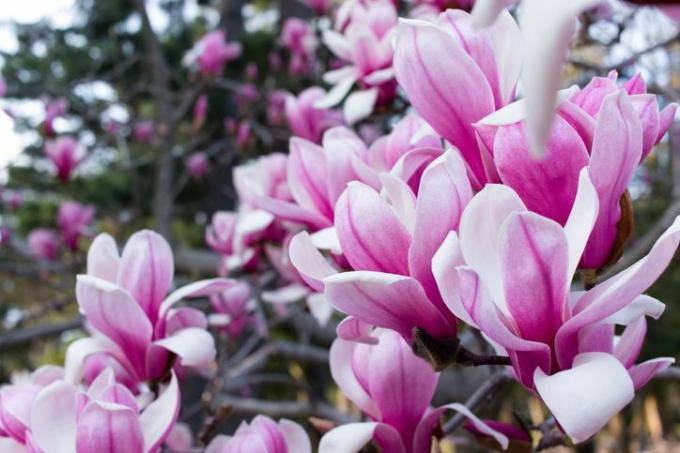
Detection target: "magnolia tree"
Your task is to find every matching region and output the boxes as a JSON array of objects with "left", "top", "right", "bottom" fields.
[{"left": 1, "top": 0, "right": 680, "bottom": 451}]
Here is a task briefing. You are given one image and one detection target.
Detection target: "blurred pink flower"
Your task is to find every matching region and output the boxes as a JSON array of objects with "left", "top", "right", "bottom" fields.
[
  {"left": 187, "top": 30, "right": 242, "bottom": 76},
  {"left": 133, "top": 120, "right": 155, "bottom": 143},
  {"left": 209, "top": 282, "right": 255, "bottom": 338},
  {"left": 44, "top": 136, "right": 86, "bottom": 183},
  {"left": 185, "top": 152, "right": 210, "bottom": 179},
  {"left": 192, "top": 94, "right": 208, "bottom": 131},
  {"left": 27, "top": 229, "right": 59, "bottom": 261},
  {"left": 43, "top": 98, "right": 69, "bottom": 137},
  {"left": 57, "top": 201, "right": 96, "bottom": 251},
  {"left": 281, "top": 18, "right": 318, "bottom": 59},
  {"left": 3, "top": 190, "right": 24, "bottom": 211},
  {"left": 285, "top": 87, "right": 343, "bottom": 143}
]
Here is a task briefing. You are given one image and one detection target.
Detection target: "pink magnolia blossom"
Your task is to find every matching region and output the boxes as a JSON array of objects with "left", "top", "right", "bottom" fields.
[
  {"left": 280, "top": 18, "right": 318, "bottom": 60},
  {"left": 187, "top": 30, "right": 242, "bottom": 76},
  {"left": 44, "top": 136, "right": 86, "bottom": 183},
  {"left": 64, "top": 231, "right": 234, "bottom": 386},
  {"left": 43, "top": 98, "right": 69, "bottom": 137},
  {"left": 285, "top": 87, "right": 344, "bottom": 144},
  {"left": 289, "top": 149, "right": 471, "bottom": 342},
  {"left": 393, "top": 9, "right": 521, "bottom": 189},
  {"left": 4, "top": 190, "right": 24, "bottom": 211},
  {"left": 432, "top": 170, "right": 679, "bottom": 442},
  {"left": 236, "top": 84, "right": 258, "bottom": 110},
  {"left": 166, "top": 422, "right": 193, "bottom": 453},
  {"left": 209, "top": 282, "right": 256, "bottom": 338},
  {"left": 27, "top": 229, "right": 59, "bottom": 261},
  {"left": 246, "top": 63, "right": 259, "bottom": 81},
  {"left": 185, "top": 152, "right": 210, "bottom": 180},
  {"left": 26, "top": 368, "right": 180, "bottom": 453},
  {"left": 319, "top": 329, "right": 509, "bottom": 452},
  {"left": 235, "top": 121, "right": 251, "bottom": 148},
  {"left": 57, "top": 201, "right": 96, "bottom": 251},
  {"left": 316, "top": 0, "right": 399, "bottom": 124},
  {"left": 206, "top": 415, "right": 311, "bottom": 453},
  {"left": 133, "top": 120, "right": 155, "bottom": 143},
  {"left": 267, "top": 89, "right": 288, "bottom": 127},
  {"left": 474, "top": 76, "right": 676, "bottom": 269},
  {"left": 269, "top": 52, "right": 284, "bottom": 72}
]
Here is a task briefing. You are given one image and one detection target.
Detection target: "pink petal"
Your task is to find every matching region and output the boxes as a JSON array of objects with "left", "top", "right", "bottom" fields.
[
  {"left": 336, "top": 316, "right": 379, "bottom": 345},
  {"left": 329, "top": 338, "right": 381, "bottom": 420},
  {"left": 628, "top": 358, "right": 675, "bottom": 390},
  {"left": 582, "top": 90, "right": 643, "bottom": 269},
  {"left": 394, "top": 18, "right": 495, "bottom": 186},
  {"left": 335, "top": 182, "right": 412, "bottom": 275},
  {"left": 279, "top": 419, "right": 311, "bottom": 453},
  {"left": 31, "top": 381, "right": 78, "bottom": 453},
  {"left": 64, "top": 337, "right": 131, "bottom": 384},
  {"left": 367, "top": 330, "right": 438, "bottom": 446},
  {"left": 159, "top": 278, "right": 235, "bottom": 322},
  {"left": 76, "top": 402, "right": 144, "bottom": 453},
  {"left": 324, "top": 271, "right": 452, "bottom": 341},
  {"left": 318, "top": 422, "right": 406, "bottom": 453},
  {"left": 76, "top": 275, "right": 152, "bottom": 378},
  {"left": 493, "top": 116, "right": 590, "bottom": 226},
  {"left": 534, "top": 352, "right": 634, "bottom": 444},
  {"left": 470, "top": 0, "right": 518, "bottom": 28},
  {"left": 151, "top": 327, "right": 216, "bottom": 369},
  {"left": 87, "top": 233, "right": 119, "bottom": 282},
  {"left": 432, "top": 231, "right": 476, "bottom": 327},
  {"left": 408, "top": 151, "right": 472, "bottom": 313},
  {"left": 253, "top": 195, "right": 332, "bottom": 230},
  {"left": 613, "top": 317, "right": 646, "bottom": 368},
  {"left": 287, "top": 137, "right": 333, "bottom": 220},
  {"left": 288, "top": 231, "right": 338, "bottom": 292},
  {"left": 498, "top": 212, "right": 569, "bottom": 345},
  {"left": 563, "top": 168, "right": 599, "bottom": 277},
  {"left": 139, "top": 372, "right": 181, "bottom": 452},
  {"left": 343, "top": 89, "right": 378, "bottom": 125},
  {"left": 118, "top": 230, "right": 174, "bottom": 322}
]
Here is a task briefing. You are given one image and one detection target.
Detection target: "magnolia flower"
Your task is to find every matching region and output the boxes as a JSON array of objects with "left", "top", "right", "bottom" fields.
[
  {"left": 432, "top": 169, "right": 679, "bottom": 443},
  {"left": 133, "top": 120, "right": 154, "bottom": 143},
  {"left": 4, "top": 190, "right": 24, "bottom": 211},
  {"left": 267, "top": 90, "right": 288, "bottom": 127},
  {"left": 29, "top": 368, "right": 179, "bottom": 453},
  {"left": 285, "top": 87, "right": 344, "bottom": 144},
  {"left": 185, "top": 152, "right": 210, "bottom": 180},
  {"left": 57, "top": 201, "right": 95, "bottom": 251},
  {"left": 235, "top": 121, "right": 252, "bottom": 148},
  {"left": 209, "top": 282, "right": 258, "bottom": 338},
  {"left": 316, "top": 0, "right": 399, "bottom": 124},
  {"left": 470, "top": 0, "right": 679, "bottom": 157},
  {"left": 280, "top": 18, "right": 318, "bottom": 60},
  {"left": 27, "top": 229, "right": 59, "bottom": 261},
  {"left": 206, "top": 415, "right": 311, "bottom": 453},
  {"left": 43, "top": 98, "right": 69, "bottom": 137},
  {"left": 44, "top": 136, "right": 86, "bottom": 183},
  {"left": 165, "top": 422, "right": 193, "bottom": 453},
  {"left": 185, "top": 30, "right": 242, "bottom": 76},
  {"left": 393, "top": 9, "right": 521, "bottom": 189},
  {"left": 65, "top": 231, "right": 234, "bottom": 386},
  {"left": 289, "top": 149, "right": 472, "bottom": 342},
  {"left": 474, "top": 76, "right": 676, "bottom": 269},
  {"left": 319, "top": 330, "right": 509, "bottom": 452}
]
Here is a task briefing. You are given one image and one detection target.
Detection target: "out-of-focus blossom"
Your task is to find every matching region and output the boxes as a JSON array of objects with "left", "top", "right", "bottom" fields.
[
  {"left": 319, "top": 330, "right": 509, "bottom": 452},
  {"left": 236, "top": 84, "right": 258, "bottom": 111},
  {"left": 44, "top": 136, "right": 86, "bottom": 183},
  {"left": 393, "top": 9, "right": 521, "bottom": 189},
  {"left": 27, "top": 229, "right": 59, "bottom": 261},
  {"left": 185, "top": 30, "right": 242, "bottom": 76},
  {"left": 409, "top": 0, "right": 475, "bottom": 17},
  {"left": 185, "top": 152, "right": 210, "bottom": 180},
  {"left": 25, "top": 368, "right": 180, "bottom": 453},
  {"left": 289, "top": 149, "right": 471, "bottom": 342},
  {"left": 0, "top": 366, "right": 63, "bottom": 447},
  {"left": 57, "top": 201, "right": 96, "bottom": 251},
  {"left": 206, "top": 415, "right": 311, "bottom": 453},
  {"left": 267, "top": 90, "right": 288, "bottom": 127},
  {"left": 3, "top": 190, "right": 23, "bottom": 211},
  {"left": 65, "top": 231, "right": 234, "bottom": 386},
  {"left": 0, "top": 227, "right": 10, "bottom": 247},
  {"left": 235, "top": 121, "right": 252, "bottom": 149},
  {"left": 434, "top": 170, "right": 679, "bottom": 442},
  {"left": 192, "top": 94, "right": 208, "bottom": 132},
  {"left": 209, "top": 282, "right": 257, "bottom": 338},
  {"left": 166, "top": 422, "right": 193, "bottom": 453},
  {"left": 285, "top": 87, "right": 344, "bottom": 143},
  {"left": 246, "top": 63, "right": 259, "bottom": 81},
  {"left": 316, "top": 0, "right": 399, "bottom": 124},
  {"left": 475, "top": 75, "right": 676, "bottom": 269},
  {"left": 269, "top": 52, "right": 284, "bottom": 72},
  {"left": 43, "top": 98, "right": 69, "bottom": 137},
  {"left": 104, "top": 119, "right": 122, "bottom": 135},
  {"left": 281, "top": 18, "right": 318, "bottom": 59},
  {"left": 133, "top": 120, "right": 155, "bottom": 143}
]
